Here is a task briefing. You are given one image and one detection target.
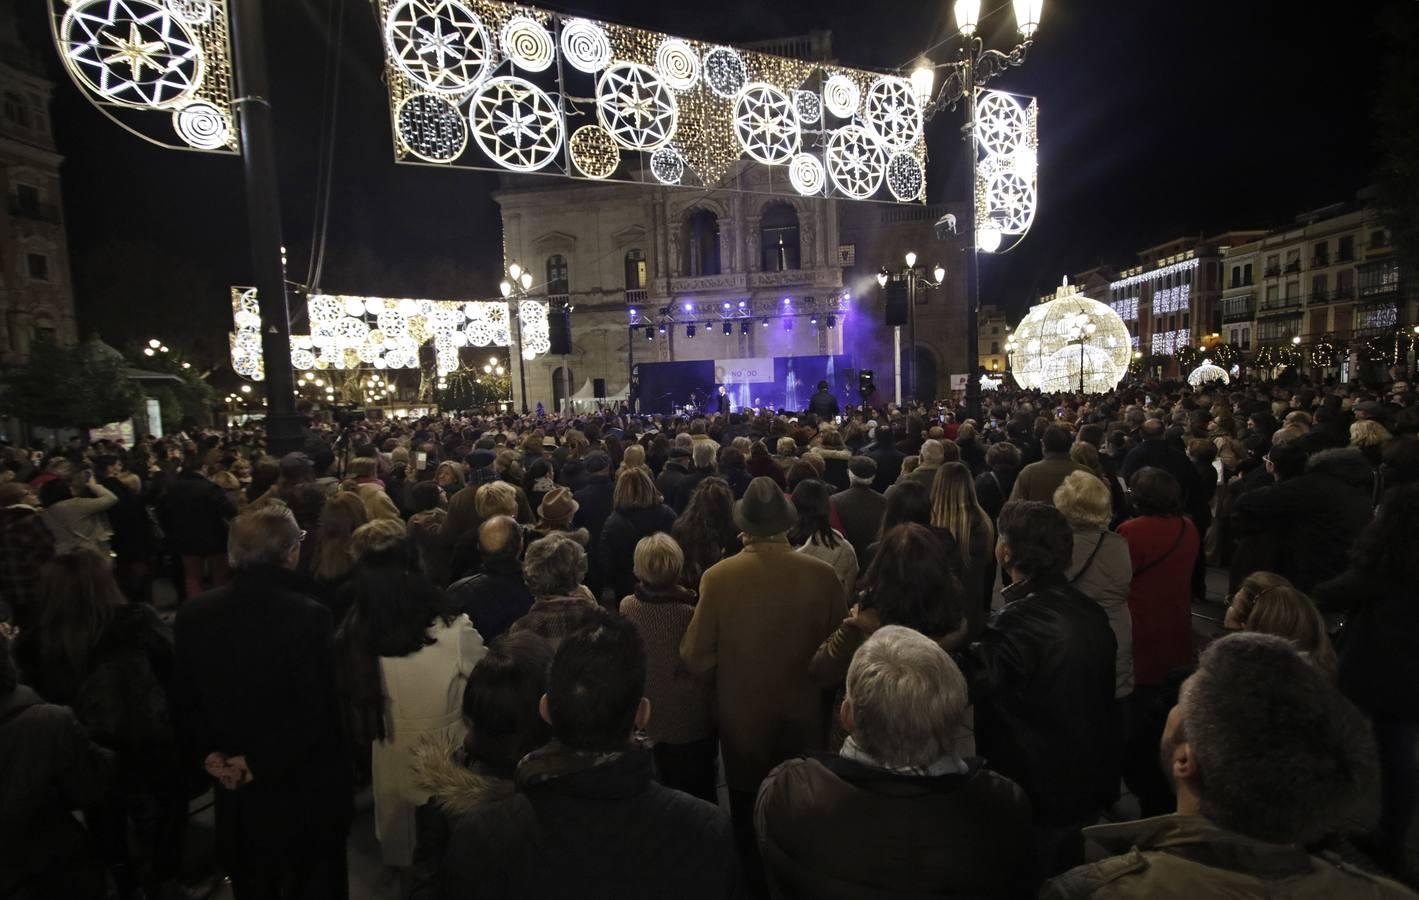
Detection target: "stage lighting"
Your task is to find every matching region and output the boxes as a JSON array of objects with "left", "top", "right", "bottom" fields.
[
  {"left": 722, "top": 302, "right": 731, "bottom": 310},
  {"left": 645, "top": 326, "right": 654, "bottom": 340},
  {"left": 723, "top": 322, "right": 733, "bottom": 336},
  {"left": 740, "top": 321, "right": 751, "bottom": 335},
  {"left": 761, "top": 318, "right": 769, "bottom": 327},
  {"left": 810, "top": 314, "right": 818, "bottom": 325},
  {"left": 686, "top": 324, "right": 696, "bottom": 339},
  {"left": 738, "top": 300, "right": 747, "bottom": 308},
  {"left": 658, "top": 323, "right": 667, "bottom": 334},
  {"left": 784, "top": 318, "right": 793, "bottom": 333},
  {"left": 827, "top": 315, "right": 836, "bottom": 329},
  {"left": 683, "top": 302, "right": 694, "bottom": 312}
]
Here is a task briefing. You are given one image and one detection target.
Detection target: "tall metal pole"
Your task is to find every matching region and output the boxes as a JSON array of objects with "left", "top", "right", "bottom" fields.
[
  {"left": 907, "top": 271, "right": 917, "bottom": 402},
  {"left": 961, "top": 50, "right": 983, "bottom": 424},
  {"left": 513, "top": 298, "right": 529, "bottom": 414},
  {"left": 230, "top": 0, "right": 300, "bottom": 453}
]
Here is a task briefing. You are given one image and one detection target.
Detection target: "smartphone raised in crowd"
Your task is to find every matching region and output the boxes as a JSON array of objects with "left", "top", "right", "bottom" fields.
[{"left": 415, "top": 451, "right": 428, "bottom": 470}]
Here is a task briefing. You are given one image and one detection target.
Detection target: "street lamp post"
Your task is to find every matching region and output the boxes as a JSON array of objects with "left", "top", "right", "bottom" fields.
[
  {"left": 1066, "top": 316, "right": 1097, "bottom": 394},
  {"left": 879, "top": 257, "right": 946, "bottom": 407},
  {"left": 914, "top": 0, "right": 1043, "bottom": 422},
  {"left": 500, "top": 263, "right": 535, "bottom": 414}
]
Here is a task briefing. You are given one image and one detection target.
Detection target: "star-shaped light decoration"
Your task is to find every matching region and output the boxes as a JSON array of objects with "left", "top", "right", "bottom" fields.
[
  {"left": 415, "top": 18, "right": 463, "bottom": 69},
  {"left": 596, "top": 63, "right": 678, "bottom": 151},
  {"left": 826, "top": 126, "right": 886, "bottom": 199},
  {"left": 469, "top": 76, "right": 562, "bottom": 172},
  {"left": 385, "top": 0, "right": 490, "bottom": 95},
  {"left": 102, "top": 21, "right": 166, "bottom": 81},
  {"left": 733, "top": 83, "right": 800, "bottom": 165},
  {"left": 60, "top": 0, "right": 203, "bottom": 108}
]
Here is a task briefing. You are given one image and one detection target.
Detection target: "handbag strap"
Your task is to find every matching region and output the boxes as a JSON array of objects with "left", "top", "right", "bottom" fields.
[
  {"left": 1070, "top": 533, "right": 1107, "bottom": 585},
  {"left": 1133, "top": 519, "right": 1188, "bottom": 578}
]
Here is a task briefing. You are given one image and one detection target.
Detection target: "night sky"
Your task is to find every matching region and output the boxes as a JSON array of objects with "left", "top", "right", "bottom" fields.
[{"left": 16, "top": 0, "right": 1395, "bottom": 369}]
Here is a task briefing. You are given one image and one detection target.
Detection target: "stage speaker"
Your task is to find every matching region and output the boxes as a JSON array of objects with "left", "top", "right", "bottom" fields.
[
  {"left": 593, "top": 378, "right": 607, "bottom": 398},
  {"left": 858, "top": 369, "right": 876, "bottom": 401},
  {"left": 884, "top": 280, "right": 908, "bottom": 326},
  {"left": 549, "top": 308, "right": 572, "bottom": 355}
]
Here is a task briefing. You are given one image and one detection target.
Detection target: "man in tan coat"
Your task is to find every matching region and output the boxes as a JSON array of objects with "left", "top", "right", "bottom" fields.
[
  {"left": 681, "top": 477, "right": 845, "bottom": 877},
  {"left": 1011, "top": 425, "right": 1089, "bottom": 504}
]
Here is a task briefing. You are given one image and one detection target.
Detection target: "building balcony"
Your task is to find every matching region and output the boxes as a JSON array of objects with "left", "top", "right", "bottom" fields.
[
  {"left": 625, "top": 288, "right": 648, "bottom": 305},
  {"left": 668, "top": 273, "right": 749, "bottom": 293},
  {"left": 7, "top": 201, "right": 62, "bottom": 224},
  {"left": 1284, "top": 261, "right": 1302, "bottom": 274},
  {"left": 1311, "top": 256, "right": 1329, "bottom": 268},
  {"left": 1221, "top": 305, "right": 1254, "bottom": 324},
  {"left": 1334, "top": 287, "right": 1355, "bottom": 300},
  {"left": 1257, "top": 297, "right": 1302, "bottom": 314},
  {"left": 1264, "top": 267, "right": 1282, "bottom": 278}
]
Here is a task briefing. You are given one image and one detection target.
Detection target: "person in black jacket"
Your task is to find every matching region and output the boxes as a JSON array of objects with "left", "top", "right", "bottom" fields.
[
  {"left": 442, "top": 613, "right": 740, "bottom": 899},
  {"left": 807, "top": 380, "right": 839, "bottom": 420},
  {"left": 865, "top": 426, "right": 906, "bottom": 494},
  {"left": 446, "top": 516, "right": 535, "bottom": 643},
  {"left": 172, "top": 505, "right": 352, "bottom": 899},
  {"left": 156, "top": 460, "right": 237, "bottom": 602},
  {"left": 953, "top": 500, "right": 1116, "bottom": 881},
  {"left": 572, "top": 452, "right": 615, "bottom": 597},
  {"left": 599, "top": 468, "right": 678, "bottom": 601}
]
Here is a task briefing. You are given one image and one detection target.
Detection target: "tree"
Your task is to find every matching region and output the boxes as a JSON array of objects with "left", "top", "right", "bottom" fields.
[
  {"left": 1175, "top": 345, "right": 1202, "bottom": 370},
  {"left": 1, "top": 335, "right": 142, "bottom": 430}
]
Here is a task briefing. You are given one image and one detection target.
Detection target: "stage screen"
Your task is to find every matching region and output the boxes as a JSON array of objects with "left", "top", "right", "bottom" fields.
[{"left": 634, "top": 355, "right": 855, "bottom": 415}]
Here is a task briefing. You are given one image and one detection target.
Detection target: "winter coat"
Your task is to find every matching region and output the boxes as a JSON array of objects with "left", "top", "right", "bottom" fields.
[
  {"left": 1118, "top": 515, "right": 1199, "bottom": 688},
  {"left": 795, "top": 531, "right": 859, "bottom": 602},
  {"left": 1120, "top": 438, "right": 1209, "bottom": 527},
  {"left": 156, "top": 471, "right": 235, "bottom": 556},
  {"left": 599, "top": 504, "right": 678, "bottom": 599},
  {"left": 407, "top": 508, "right": 451, "bottom": 587},
  {"left": 510, "top": 591, "right": 604, "bottom": 652},
  {"left": 371, "top": 615, "right": 485, "bottom": 867},
  {"left": 405, "top": 735, "right": 515, "bottom": 900},
  {"left": 865, "top": 443, "right": 906, "bottom": 494},
  {"left": 746, "top": 455, "right": 787, "bottom": 489},
  {"left": 719, "top": 464, "right": 754, "bottom": 499},
  {"left": 0, "top": 686, "right": 115, "bottom": 900},
  {"left": 672, "top": 467, "right": 719, "bottom": 513},
  {"left": 1230, "top": 449, "right": 1376, "bottom": 593},
  {"left": 172, "top": 566, "right": 353, "bottom": 868},
  {"left": 655, "top": 458, "right": 693, "bottom": 506},
  {"left": 975, "top": 466, "right": 1018, "bottom": 524},
  {"left": 807, "top": 389, "right": 839, "bottom": 420},
  {"left": 1314, "top": 568, "right": 1419, "bottom": 723},
  {"left": 442, "top": 744, "right": 741, "bottom": 899},
  {"left": 100, "top": 475, "right": 159, "bottom": 564},
  {"left": 573, "top": 475, "right": 616, "bottom": 592},
  {"left": 0, "top": 504, "right": 55, "bottom": 628},
  {"left": 620, "top": 584, "right": 713, "bottom": 745},
  {"left": 1043, "top": 815, "right": 1415, "bottom": 899},
  {"left": 953, "top": 574, "right": 1117, "bottom": 827},
  {"left": 446, "top": 557, "right": 535, "bottom": 644},
  {"left": 1009, "top": 453, "right": 1090, "bottom": 504},
  {"left": 41, "top": 482, "right": 118, "bottom": 555},
  {"left": 1065, "top": 528, "right": 1135, "bottom": 698},
  {"left": 830, "top": 484, "right": 887, "bottom": 568},
  {"left": 816, "top": 448, "right": 852, "bottom": 492},
  {"left": 755, "top": 754, "right": 1036, "bottom": 899},
  {"left": 681, "top": 539, "right": 846, "bottom": 791}
]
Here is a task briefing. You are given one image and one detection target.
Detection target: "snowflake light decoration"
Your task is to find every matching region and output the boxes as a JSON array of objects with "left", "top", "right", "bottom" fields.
[
  {"left": 596, "top": 63, "right": 678, "bottom": 150},
  {"left": 788, "top": 153, "right": 825, "bottom": 195},
  {"left": 733, "top": 83, "right": 800, "bottom": 165},
  {"left": 500, "top": 15, "right": 554, "bottom": 72},
  {"left": 385, "top": 0, "right": 491, "bottom": 94},
  {"left": 396, "top": 92, "right": 468, "bottom": 163},
  {"left": 826, "top": 126, "right": 886, "bottom": 199},
  {"left": 569, "top": 125, "right": 619, "bottom": 179},
  {"left": 974, "top": 89, "right": 1039, "bottom": 251},
  {"left": 650, "top": 145, "right": 686, "bottom": 184},
  {"left": 822, "top": 74, "right": 859, "bottom": 118},
  {"left": 469, "top": 76, "right": 563, "bottom": 171},
  {"left": 703, "top": 46, "right": 747, "bottom": 98},
  {"left": 60, "top": 0, "right": 203, "bottom": 107},
  {"left": 863, "top": 76, "right": 921, "bottom": 151},
  {"left": 559, "top": 18, "right": 610, "bottom": 73},
  {"left": 655, "top": 39, "right": 700, "bottom": 91},
  {"left": 518, "top": 300, "right": 551, "bottom": 359},
  {"left": 886, "top": 152, "right": 923, "bottom": 202}
]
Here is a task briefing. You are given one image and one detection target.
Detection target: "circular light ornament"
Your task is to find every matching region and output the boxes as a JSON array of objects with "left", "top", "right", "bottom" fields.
[
  {"left": 500, "top": 15, "right": 554, "bottom": 72},
  {"left": 794, "top": 90, "right": 821, "bottom": 124},
  {"left": 395, "top": 92, "right": 468, "bottom": 163},
  {"left": 384, "top": 0, "right": 491, "bottom": 95},
  {"left": 862, "top": 76, "right": 922, "bottom": 151},
  {"left": 655, "top": 38, "right": 700, "bottom": 90},
  {"left": 825, "top": 126, "right": 886, "bottom": 199},
  {"left": 1008, "top": 282, "right": 1131, "bottom": 392},
  {"left": 596, "top": 62, "right": 678, "bottom": 150},
  {"left": 974, "top": 90, "right": 1029, "bottom": 156},
  {"left": 885, "top": 152, "right": 924, "bottom": 202},
  {"left": 788, "top": 153, "right": 826, "bottom": 195},
  {"left": 469, "top": 76, "right": 563, "bottom": 171},
  {"left": 172, "top": 100, "right": 230, "bottom": 149},
  {"left": 650, "top": 145, "right": 686, "bottom": 184},
  {"left": 61, "top": 0, "right": 204, "bottom": 108},
  {"left": 569, "top": 125, "right": 619, "bottom": 178},
  {"left": 560, "top": 18, "right": 611, "bottom": 73},
  {"left": 1188, "top": 360, "right": 1231, "bottom": 387},
  {"left": 733, "top": 83, "right": 800, "bottom": 165},
  {"left": 822, "top": 74, "right": 860, "bottom": 118},
  {"left": 703, "top": 46, "right": 747, "bottom": 98}
]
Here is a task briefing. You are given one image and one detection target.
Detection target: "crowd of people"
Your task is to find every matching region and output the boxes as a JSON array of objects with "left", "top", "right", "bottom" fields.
[{"left": 1, "top": 371, "right": 1417, "bottom": 899}]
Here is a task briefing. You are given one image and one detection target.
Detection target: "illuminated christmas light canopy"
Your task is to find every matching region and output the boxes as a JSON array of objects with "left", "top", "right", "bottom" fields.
[
  {"left": 229, "top": 288, "right": 544, "bottom": 382},
  {"left": 50, "top": 0, "right": 239, "bottom": 153},
  {"left": 375, "top": 0, "right": 927, "bottom": 202},
  {"left": 1008, "top": 278, "right": 1130, "bottom": 393},
  {"left": 974, "top": 89, "right": 1038, "bottom": 253},
  {"left": 1187, "top": 360, "right": 1230, "bottom": 388}
]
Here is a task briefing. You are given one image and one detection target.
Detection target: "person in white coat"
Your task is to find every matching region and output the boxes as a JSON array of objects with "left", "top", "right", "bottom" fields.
[
  {"left": 335, "top": 519, "right": 486, "bottom": 868},
  {"left": 38, "top": 472, "right": 116, "bottom": 556},
  {"left": 789, "top": 479, "right": 859, "bottom": 602}
]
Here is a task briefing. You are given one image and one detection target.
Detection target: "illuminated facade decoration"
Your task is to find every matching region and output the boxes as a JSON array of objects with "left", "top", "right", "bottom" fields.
[
  {"left": 1151, "top": 283, "right": 1190, "bottom": 314},
  {"left": 1150, "top": 329, "right": 1187, "bottom": 356},
  {"left": 1008, "top": 278, "right": 1130, "bottom": 393},
  {"left": 230, "top": 288, "right": 545, "bottom": 383},
  {"left": 973, "top": 89, "right": 1038, "bottom": 253},
  {"left": 1187, "top": 360, "right": 1230, "bottom": 387},
  {"left": 375, "top": 0, "right": 927, "bottom": 202},
  {"left": 1110, "top": 297, "right": 1138, "bottom": 321},
  {"left": 50, "top": 0, "right": 239, "bottom": 153},
  {"left": 1108, "top": 256, "right": 1198, "bottom": 290}
]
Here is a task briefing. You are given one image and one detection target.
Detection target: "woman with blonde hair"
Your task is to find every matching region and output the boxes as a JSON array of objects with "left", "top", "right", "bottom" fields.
[
  {"left": 1069, "top": 441, "right": 1108, "bottom": 485},
  {"left": 1350, "top": 418, "right": 1393, "bottom": 470},
  {"left": 310, "top": 492, "right": 369, "bottom": 615},
  {"left": 433, "top": 461, "right": 466, "bottom": 499},
  {"left": 447, "top": 481, "right": 522, "bottom": 582},
  {"left": 1225, "top": 572, "right": 1336, "bottom": 675},
  {"left": 928, "top": 462, "right": 994, "bottom": 638},
  {"left": 620, "top": 442, "right": 648, "bottom": 476},
  {"left": 598, "top": 467, "right": 677, "bottom": 599},
  {"left": 1054, "top": 470, "right": 1133, "bottom": 700},
  {"left": 358, "top": 483, "right": 402, "bottom": 522}
]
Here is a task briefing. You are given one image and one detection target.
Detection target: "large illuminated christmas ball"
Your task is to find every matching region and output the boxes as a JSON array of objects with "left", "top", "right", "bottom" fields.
[
  {"left": 1187, "top": 360, "right": 1230, "bottom": 387},
  {"left": 1008, "top": 278, "right": 1131, "bottom": 393}
]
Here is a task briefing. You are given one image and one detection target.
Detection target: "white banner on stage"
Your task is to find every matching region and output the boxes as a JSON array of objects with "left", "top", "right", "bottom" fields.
[{"left": 716, "top": 358, "right": 774, "bottom": 384}]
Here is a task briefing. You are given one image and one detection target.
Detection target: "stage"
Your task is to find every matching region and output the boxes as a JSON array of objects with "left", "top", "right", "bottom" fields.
[{"left": 632, "top": 354, "right": 856, "bottom": 415}]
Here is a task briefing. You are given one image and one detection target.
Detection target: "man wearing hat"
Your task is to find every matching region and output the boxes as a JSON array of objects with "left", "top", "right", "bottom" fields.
[
  {"left": 681, "top": 477, "right": 846, "bottom": 883},
  {"left": 830, "top": 456, "right": 886, "bottom": 565},
  {"left": 534, "top": 487, "right": 588, "bottom": 546}
]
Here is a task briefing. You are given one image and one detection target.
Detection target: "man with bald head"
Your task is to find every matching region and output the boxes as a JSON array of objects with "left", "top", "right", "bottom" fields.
[
  {"left": 447, "top": 515, "right": 534, "bottom": 642},
  {"left": 1121, "top": 417, "right": 1206, "bottom": 529}
]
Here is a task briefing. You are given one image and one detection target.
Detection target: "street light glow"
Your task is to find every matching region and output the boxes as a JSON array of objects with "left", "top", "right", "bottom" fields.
[
  {"left": 507, "top": 261, "right": 522, "bottom": 281},
  {"left": 909, "top": 61, "right": 934, "bottom": 104},
  {"left": 933, "top": 265, "right": 946, "bottom": 283},
  {"left": 904, "top": 251, "right": 918, "bottom": 268},
  {"left": 1013, "top": 0, "right": 1044, "bottom": 37},
  {"left": 954, "top": 0, "right": 980, "bottom": 36},
  {"left": 499, "top": 280, "right": 512, "bottom": 298}
]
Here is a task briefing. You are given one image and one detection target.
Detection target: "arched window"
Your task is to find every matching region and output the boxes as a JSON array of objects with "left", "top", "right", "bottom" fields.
[
  {"left": 546, "top": 255, "right": 568, "bottom": 295},
  {"left": 685, "top": 209, "right": 720, "bottom": 276},
  {"left": 624, "top": 249, "right": 647, "bottom": 290},
  {"left": 760, "top": 203, "right": 800, "bottom": 272}
]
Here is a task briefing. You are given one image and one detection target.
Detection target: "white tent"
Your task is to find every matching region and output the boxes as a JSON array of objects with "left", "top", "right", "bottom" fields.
[{"left": 566, "top": 378, "right": 627, "bottom": 411}]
